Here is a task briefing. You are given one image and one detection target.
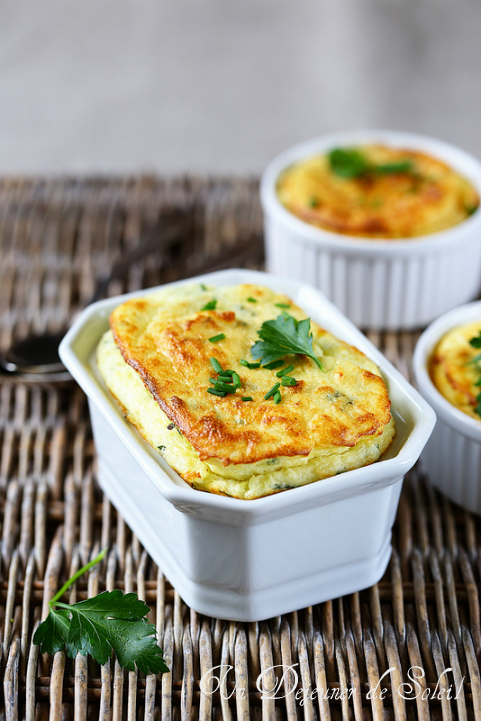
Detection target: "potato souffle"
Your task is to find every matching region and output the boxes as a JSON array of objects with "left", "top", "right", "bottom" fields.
[
  {"left": 277, "top": 144, "right": 479, "bottom": 239},
  {"left": 97, "top": 283, "right": 395, "bottom": 499},
  {"left": 430, "top": 320, "right": 481, "bottom": 420}
]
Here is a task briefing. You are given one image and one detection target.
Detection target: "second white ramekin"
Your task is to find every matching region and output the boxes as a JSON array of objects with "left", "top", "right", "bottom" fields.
[
  {"left": 413, "top": 301, "right": 481, "bottom": 515},
  {"left": 261, "top": 130, "right": 481, "bottom": 331}
]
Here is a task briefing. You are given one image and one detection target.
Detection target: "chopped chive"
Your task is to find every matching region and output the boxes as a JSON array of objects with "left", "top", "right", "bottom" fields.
[
  {"left": 263, "top": 359, "right": 285, "bottom": 370},
  {"left": 275, "top": 303, "right": 291, "bottom": 309},
  {"left": 210, "top": 377, "right": 234, "bottom": 385},
  {"left": 157, "top": 445, "right": 166, "bottom": 451},
  {"left": 223, "top": 369, "right": 235, "bottom": 376},
  {"left": 208, "top": 388, "right": 227, "bottom": 397},
  {"left": 264, "top": 382, "right": 280, "bottom": 400},
  {"left": 281, "top": 376, "right": 297, "bottom": 387},
  {"left": 213, "top": 381, "right": 237, "bottom": 393},
  {"left": 200, "top": 283, "right": 207, "bottom": 291},
  {"left": 247, "top": 297, "right": 258, "bottom": 303},
  {"left": 209, "top": 333, "right": 225, "bottom": 343},
  {"left": 210, "top": 357, "right": 222, "bottom": 373},
  {"left": 241, "top": 396, "right": 253, "bottom": 401},
  {"left": 201, "top": 299, "right": 217, "bottom": 311},
  {"left": 232, "top": 372, "right": 241, "bottom": 388},
  {"left": 273, "top": 390, "right": 282, "bottom": 404},
  {"left": 276, "top": 364, "right": 295, "bottom": 377},
  {"left": 217, "top": 373, "right": 234, "bottom": 381},
  {"left": 240, "top": 359, "right": 261, "bottom": 369},
  {"left": 308, "top": 197, "right": 319, "bottom": 208}
]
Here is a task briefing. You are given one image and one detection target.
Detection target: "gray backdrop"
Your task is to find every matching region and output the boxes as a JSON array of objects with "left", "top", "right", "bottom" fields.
[{"left": 1, "top": 0, "right": 480, "bottom": 174}]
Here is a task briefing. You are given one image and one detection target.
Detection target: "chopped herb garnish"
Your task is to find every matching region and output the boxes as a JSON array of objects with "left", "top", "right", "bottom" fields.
[
  {"left": 273, "top": 390, "right": 282, "bottom": 404},
  {"left": 208, "top": 388, "right": 227, "bottom": 397},
  {"left": 328, "top": 147, "right": 413, "bottom": 179},
  {"left": 201, "top": 299, "right": 217, "bottom": 311},
  {"left": 264, "top": 382, "right": 280, "bottom": 400},
  {"left": 275, "top": 303, "right": 291, "bottom": 309},
  {"left": 157, "top": 445, "right": 166, "bottom": 451},
  {"left": 281, "top": 376, "right": 297, "bottom": 387},
  {"left": 276, "top": 364, "right": 295, "bottom": 377},
  {"left": 212, "top": 381, "right": 237, "bottom": 393},
  {"left": 222, "top": 369, "right": 235, "bottom": 376},
  {"left": 241, "top": 396, "right": 253, "bottom": 401},
  {"left": 247, "top": 297, "right": 258, "bottom": 303},
  {"left": 33, "top": 549, "right": 168, "bottom": 675},
  {"left": 240, "top": 359, "right": 261, "bottom": 369},
  {"left": 251, "top": 313, "right": 323, "bottom": 369},
  {"left": 328, "top": 148, "right": 369, "bottom": 178},
  {"left": 217, "top": 374, "right": 234, "bottom": 382},
  {"left": 210, "top": 357, "right": 222, "bottom": 373},
  {"left": 469, "top": 332, "right": 481, "bottom": 349},
  {"left": 263, "top": 359, "right": 285, "bottom": 370},
  {"left": 232, "top": 372, "right": 241, "bottom": 388},
  {"left": 468, "top": 353, "right": 481, "bottom": 365},
  {"left": 209, "top": 333, "right": 225, "bottom": 343},
  {"left": 466, "top": 204, "right": 478, "bottom": 216},
  {"left": 375, "top": 161, "right": 413, "bottom": 174},
  {"left": 308, "top": 197, "right": 319, "bottom": 208},
  {"left": 200, "top": 283, "right": 207, "bottom": 291}
]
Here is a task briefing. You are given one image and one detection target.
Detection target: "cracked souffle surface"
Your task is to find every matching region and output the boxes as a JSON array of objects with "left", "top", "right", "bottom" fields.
[{"left": 97, "top": 283, "right": 394, "bottom": 499}]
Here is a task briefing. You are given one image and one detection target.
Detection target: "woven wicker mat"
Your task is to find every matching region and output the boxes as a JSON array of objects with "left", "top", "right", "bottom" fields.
[{"left": 0, "top": 177, "right": 480, "bottom": 721}]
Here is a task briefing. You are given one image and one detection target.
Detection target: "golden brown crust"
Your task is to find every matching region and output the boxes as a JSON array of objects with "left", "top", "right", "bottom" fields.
[
  {"left": 277, "top": 145, "right": 479, "bottom": 239},
  {"left": 430, "top": 320, "right": 481, "bottom": 420},
  {"left": 109, "top": 283, "right": 392, "bottom": 466}
]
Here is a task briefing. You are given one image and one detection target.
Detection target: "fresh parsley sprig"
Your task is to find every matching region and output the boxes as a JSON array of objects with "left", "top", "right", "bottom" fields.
[
  {"left": 250, "top": 313, "right": 323, "bottom": 370},
  {"left": 33, "top": 549, "right": 168, "bottom": 675},
  {"left": 328, "top": 147, "right": 413, "bottom": 179}
]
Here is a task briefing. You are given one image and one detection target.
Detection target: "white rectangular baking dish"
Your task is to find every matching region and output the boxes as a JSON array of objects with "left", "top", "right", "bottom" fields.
[{"left": 60, "top": 269, "right": 435, "bottom": 621}]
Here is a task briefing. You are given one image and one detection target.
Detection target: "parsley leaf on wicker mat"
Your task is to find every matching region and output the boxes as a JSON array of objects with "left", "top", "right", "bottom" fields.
[{"left": 33, "top": 550, "right": 168, "bottom": 675}]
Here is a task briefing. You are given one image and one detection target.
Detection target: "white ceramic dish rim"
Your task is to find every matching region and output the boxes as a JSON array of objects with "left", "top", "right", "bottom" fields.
[
  {"left": 413, "top": 300, "right": 481, "bottom": 443},
  {"left": 60, "top": 268, "right": 435, "bottom": 521},
  {"left": 261, "top": 129, "right": 481, "bottom": 254}
]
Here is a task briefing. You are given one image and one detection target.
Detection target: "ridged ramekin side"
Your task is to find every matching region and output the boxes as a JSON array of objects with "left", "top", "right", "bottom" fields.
[
  {"left": 264, "top": 214, "right": 481, "bottom": 330},
  {"left": 420, "top": 420, "right": 481, "bottom": 515}
]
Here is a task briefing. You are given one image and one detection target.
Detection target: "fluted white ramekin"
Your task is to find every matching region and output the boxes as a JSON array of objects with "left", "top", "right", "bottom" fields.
[
  {"left": 413, "top": 301, "right": 481, "bottom": 515},
  {"left": 261, "top": 130, "right": 481, "bottom": 330},
  {"left": 60, "top": 269, "right": 435, "bottom": 621}
]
